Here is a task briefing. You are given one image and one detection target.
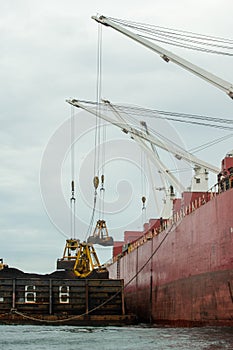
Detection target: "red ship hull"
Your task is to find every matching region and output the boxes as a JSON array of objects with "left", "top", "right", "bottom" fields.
[{"left": 107, "top": 187, "right": 233, "bottom": 326}]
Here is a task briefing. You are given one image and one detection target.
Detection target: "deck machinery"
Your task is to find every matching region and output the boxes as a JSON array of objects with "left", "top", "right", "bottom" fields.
[
  {"left": 87, "top": 220, "right": 114, "bottom": 246},
  {"left": 56, "top": 239, "right": 109, "bottom": 279},
  {"left": 0, "top": 259, "right": 8, "bottom": 270}
]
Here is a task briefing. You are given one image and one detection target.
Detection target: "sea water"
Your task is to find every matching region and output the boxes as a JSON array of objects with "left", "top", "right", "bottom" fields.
[{"left": 0, "top": 325, "right": 233, "bottom": 349}]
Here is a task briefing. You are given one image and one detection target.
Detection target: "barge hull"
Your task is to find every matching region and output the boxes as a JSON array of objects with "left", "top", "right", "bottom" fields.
[
  {"left": 0, "top": 277, "right": 136, "bottom": 325},
  {"left": 0, "top": 313, "right": 136, "bottom": 326}
]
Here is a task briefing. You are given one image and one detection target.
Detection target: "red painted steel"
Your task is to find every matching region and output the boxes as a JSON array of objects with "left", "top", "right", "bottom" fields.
[
  {"left": 108, "top": 187, "right": 233, "bottom": 325},
  {"left": 124, "top": 231, "right": 143, "bottom": 243},
  {"left": 113, "top": 241, "right": 124, "bottom": 257}
]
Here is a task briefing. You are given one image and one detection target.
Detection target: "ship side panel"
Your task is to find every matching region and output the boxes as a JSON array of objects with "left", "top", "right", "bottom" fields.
[
  {"left": 154, "top": 269, "right": 233, "bottom": 325},
  {"left": 108, "top": 189, "right": 233, "bottom": 324},
  {"left": 121, "top": 248, "right": 138, "bottom": 315},
  {"left": 136, "top": 240, "right": 154, "bottom": 322},
  {"left": 152, "top": 189, "right": 233, "bottom": 323}
]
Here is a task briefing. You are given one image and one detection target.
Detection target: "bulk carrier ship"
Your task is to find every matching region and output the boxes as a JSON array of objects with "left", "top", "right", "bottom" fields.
[
  {"left": 107, "top": 154, "right": 233, "bottom": 326},
  {"left": 68, "top": 15, "right": 233, "bottom": 326}
]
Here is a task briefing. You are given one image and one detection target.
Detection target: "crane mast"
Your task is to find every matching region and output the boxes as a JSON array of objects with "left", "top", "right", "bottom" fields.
[{"left": 92, "top": 15, "right": 233, "bottom": 99}]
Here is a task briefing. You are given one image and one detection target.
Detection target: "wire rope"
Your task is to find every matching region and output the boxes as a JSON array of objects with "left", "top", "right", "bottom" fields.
[
  {"left": 85, "top": 100, "right": 233, "bottom": 158},
  {"left": 77, "top": 100, "right": 233, "bottom": 130},
  {"left": 140, "top": 135, "right": 147, "bottom": 226},
  {"left": 85, "top": 24, "right": 104, "bottom": 239},
  {"left": 70, "top": 106, "right": 76, "bottom": 239},
  {"left": 108, "top": 17, "right": 233, "bottom": 56},
  {"left": 76, "top": 100, "right": 233, "bottom": 174}
]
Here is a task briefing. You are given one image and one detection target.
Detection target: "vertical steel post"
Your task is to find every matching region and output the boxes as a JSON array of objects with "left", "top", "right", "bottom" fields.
[
  {"left": 49, "top": 279, "right": 53, "bottom": 315},
  {"left": 121, "top": 280, "right": 125, "bottom": 315},
  {"left": 12, "top": 279, "right": 16, "bottom": 309},
  {"left": 149, "top": 238, "right": 153, "bottom": 323},
  {"left": 85, "top": 280, "right": 89, "bottom": 314},
  {"left": 136, "top": 246, "right": 139, "bottom": 316}
]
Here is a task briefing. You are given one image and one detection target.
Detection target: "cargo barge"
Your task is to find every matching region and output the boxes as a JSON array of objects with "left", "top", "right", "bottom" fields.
[{"left": 0, "top": 241, "right": 136, "bottom": 325}]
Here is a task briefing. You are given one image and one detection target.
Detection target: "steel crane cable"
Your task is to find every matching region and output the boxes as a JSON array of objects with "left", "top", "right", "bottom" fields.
[
  {"left": 138, "top": 35, "right": 233, "bottom": 56},
  {"left": 93, "top": 24, "right": 103, "bottom": 180},
  {"left": 138, "top": 28, "right": 233, "bottom": 49},
  {"left": 109, "top": 17, "right": 233, "bottom": 53},
  {"left": 74, "top": 100, "right": 233, "bottom": 177},
  {"left": 100, "top": 117, "right": 107, "bottom": 218},
  {"left": 96, "top": 102, "right": 233, "bottom": 160},
  {"left": 111, "top": 107, "right": 233, "bottom": 153},
  {"left": 189, "top": 132, "right": 233, "bottom": 153},
  {"left": 108, "top": 103, "right": 233, "bottom": 164},
  {"left": 75, "top": 100, "right": 233, "bottom": 174},
  {"left": 108, "top": 17, "right": 233, "bottom": 45},
  {"left": 96, "top": 27, "right": 107, "bottom": 230},
  {"left": 111, "top": 104, "right": 233, "bottom": 134},
  {"left": 77, "top": 100, "right": 233, "bottom": 131},
  {"left": 107, "top": 17, "right": 233, "bottom": 56},
  {"left": 140, "top": 132, "right": 147, "bottom": 224},
  {"left": 85, "top": 24, "right": 103, "bottom": 240},
  {"left": 70, "top": 106, "right": 76, "bottom": 239},
  {"left": 108, "top": 106, "right": 233, "bottom": 172},
  {"left": 113, "top": 104, "right": 233, "bottom": 127}
]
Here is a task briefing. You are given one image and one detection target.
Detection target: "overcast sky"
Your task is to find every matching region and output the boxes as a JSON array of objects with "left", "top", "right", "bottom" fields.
[{"left": 1, "top": 0, "right": 233, "bottom": 273}]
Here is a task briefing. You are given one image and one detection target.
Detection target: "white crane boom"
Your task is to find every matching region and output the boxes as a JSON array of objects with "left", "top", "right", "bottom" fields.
[
  {"left": 92, "top": 15, "right": 233, "bottom": 99},
  {"left": 66, "top": 99, "right": 219, "bottom": 174},
  {"left": 134, "top": 136, "right": 186, "bottom": 192},
  {"left": 101, "top": 100, "right": 185, "bottom": 192}
]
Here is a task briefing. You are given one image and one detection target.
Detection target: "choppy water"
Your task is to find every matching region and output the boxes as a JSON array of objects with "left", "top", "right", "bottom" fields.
[{"left": 0, "top": 325, "right": 233, "bottom": 349}]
